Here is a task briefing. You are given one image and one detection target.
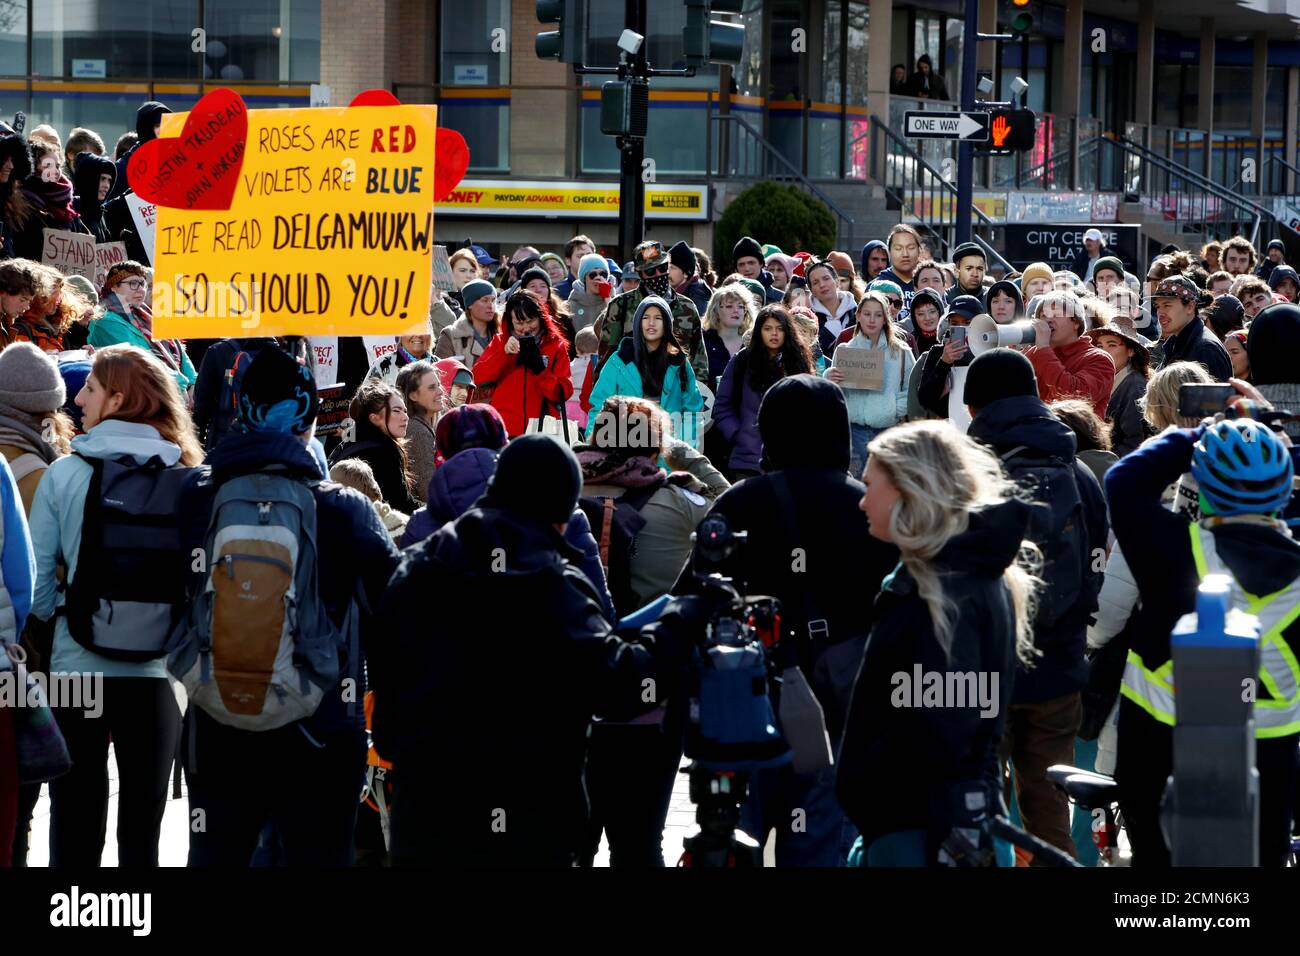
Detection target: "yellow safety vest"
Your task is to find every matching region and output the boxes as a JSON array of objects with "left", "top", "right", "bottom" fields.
[{"left": 1121, "top": 523, "right": 1300, "bottom": 738}]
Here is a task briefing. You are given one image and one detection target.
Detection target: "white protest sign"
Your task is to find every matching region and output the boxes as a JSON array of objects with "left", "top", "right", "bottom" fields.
[
  {"left": 125, "top": 192, "right": 157, "bottom": 263},
  {"left": 949, "top": 365, "right": 971, "bottom": 434},
  {"left": 307, "top": 336, "right": 340, "bottom": 388}
]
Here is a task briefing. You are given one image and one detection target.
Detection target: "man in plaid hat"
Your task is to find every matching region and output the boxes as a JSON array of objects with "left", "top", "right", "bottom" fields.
[
  {"left": 1151, "top": 274, "right": 1231, "bottom": 381},
  {"left": 594, "top": 239, "right": 707, "bottom": 382}
]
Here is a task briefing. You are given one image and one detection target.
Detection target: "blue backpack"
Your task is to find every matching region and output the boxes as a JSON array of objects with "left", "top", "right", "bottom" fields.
[{"left": 167, "top": 471, "right": 350, "bottom": 730}]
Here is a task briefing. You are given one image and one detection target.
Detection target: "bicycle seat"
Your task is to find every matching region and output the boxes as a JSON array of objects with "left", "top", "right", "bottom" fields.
[{"left": 1046, "top": 764, "right": 1120, "bottom": 809}]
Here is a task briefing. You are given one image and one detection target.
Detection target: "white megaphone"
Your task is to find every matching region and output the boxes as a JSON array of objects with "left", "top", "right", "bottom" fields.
[{"left": 969, "top": 314, "right": 1038, "bottom": 355}]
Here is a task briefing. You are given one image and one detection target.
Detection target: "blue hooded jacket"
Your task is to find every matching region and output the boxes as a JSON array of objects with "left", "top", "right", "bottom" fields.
[{"left": 400, "top": 447, "right": 616, "bottom": 621}]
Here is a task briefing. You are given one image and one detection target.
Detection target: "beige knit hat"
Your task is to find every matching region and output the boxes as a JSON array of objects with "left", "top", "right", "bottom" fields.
[{"left": 1020, "top": 262, "right": 1054, "bottom": 288}]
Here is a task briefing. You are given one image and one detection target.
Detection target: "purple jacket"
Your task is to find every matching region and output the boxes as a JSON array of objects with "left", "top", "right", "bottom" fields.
[
  {"left": 400, "top": 447, "right": 615, "bottom": 620},
  {"left": 712, "top": 349, "right": 766, "bottom": 474}
]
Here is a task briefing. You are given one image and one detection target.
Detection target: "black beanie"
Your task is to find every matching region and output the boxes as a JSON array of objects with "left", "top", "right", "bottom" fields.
[
  {"left": 668, "top": 240, "right": 696, "bottom": 276},
  {"left": 964, "top": 348, "right": 1039, "bottom": 411},
  {"left": 517, "top": 266, "right": 552, "bottom": 292},
  {"left": 733, "top": 235, "right": 763, "bottom": 265},
  {"left": 485, "top": 434, "right": 581, "bottom": 525},
  {"left": 238, "top": 345, "right": 319, "bottom": 434}
]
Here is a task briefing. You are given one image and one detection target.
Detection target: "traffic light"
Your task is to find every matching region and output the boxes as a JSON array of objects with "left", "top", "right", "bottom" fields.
[
  {"left": 536, "top": 0, "right": 585, "bottom": 64},
  {"left": 1009, "top": 0, "right": 1033, "bottom": 37},
  {"left": 986, "top": 108, "right": 1036, "bottom": 152},
  {"left": 600, "top": 78, "right": 649, "bottom": 137},
  {"left": 683, "top": 0, "right": 747, "bottom": 68}
]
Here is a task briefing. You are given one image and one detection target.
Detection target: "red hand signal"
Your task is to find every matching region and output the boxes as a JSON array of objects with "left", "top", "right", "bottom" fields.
[{"left": 991, "top": 114, "right": 1011, "bottom": 148}]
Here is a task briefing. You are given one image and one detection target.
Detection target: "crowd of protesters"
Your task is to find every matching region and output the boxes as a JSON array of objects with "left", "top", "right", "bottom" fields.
[{"left": 2, "top": 101, "right": 1300, "bottom": 870}]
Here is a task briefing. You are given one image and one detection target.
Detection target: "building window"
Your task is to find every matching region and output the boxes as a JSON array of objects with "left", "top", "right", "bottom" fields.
[
  {"left": 0, "top": 0, "right": 25, "bottom": 75},
  {"left": 204, "top": 0, "right": 321, "bottom": 83},
  {"left": 35, "top": 0, "right": 201, "bottom": 80},
  {"left": 440, "top": 0, "right": 510, "bottom": 172}
]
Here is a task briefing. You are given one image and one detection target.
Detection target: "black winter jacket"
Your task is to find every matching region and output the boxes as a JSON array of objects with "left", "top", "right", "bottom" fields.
[
  {"left": 1157, "top": 316, "right": 1232, "bottom": 382},
  {"left": 968, "top": 395, "right": 1108, "bottom": 703},
  {"left": 1106, "top": 368, "right": 1151, "bottom": 459},
  {"left": 370, "top": 503, "right": 678, "bottom": 863},
  {"left": 674, "top": 376, "right": 899, "bottom": 731},
  {"left": 916, "top": 341, "right": 972, "bottom": 418},
  {"left": 838, "top": 498, "right": 1029, "bottom": 851}
]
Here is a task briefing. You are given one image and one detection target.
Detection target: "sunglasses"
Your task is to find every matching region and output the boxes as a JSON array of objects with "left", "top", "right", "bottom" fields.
[
  {"left": 640, "top": 264, "right": 669, "bottom": 278},
  {"left": 587, "top": 271, "right": 609, "bottom": 279},
  {"left": 887, "top": 297, "right": 902, "bottom": 308}
]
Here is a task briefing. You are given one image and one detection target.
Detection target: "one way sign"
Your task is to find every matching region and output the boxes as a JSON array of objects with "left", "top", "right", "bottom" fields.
[{"left": 903, "top": 111, "right": 990, "bottom": 142}]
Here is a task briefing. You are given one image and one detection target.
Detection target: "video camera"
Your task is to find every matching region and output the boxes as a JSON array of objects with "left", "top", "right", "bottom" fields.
[{"left": 675, "top": 514, "right": 791, "bottom": 867}]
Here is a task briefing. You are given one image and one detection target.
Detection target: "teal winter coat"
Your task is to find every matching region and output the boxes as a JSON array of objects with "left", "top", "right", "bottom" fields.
[{"left": 585, "top": 337, "right": 705, "bottom": 447}]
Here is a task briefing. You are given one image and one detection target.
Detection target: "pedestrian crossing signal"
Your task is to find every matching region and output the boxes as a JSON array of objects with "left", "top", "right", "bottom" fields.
[{"left": 984, "top": 109, "right": 1035, "bottom": 153}]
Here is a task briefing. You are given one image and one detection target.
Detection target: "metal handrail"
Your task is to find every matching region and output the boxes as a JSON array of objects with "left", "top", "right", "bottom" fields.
[
  {"left": 1117, "top": 137, "right": 1271, "bottom": 217},
  {"left": 1227, "top": 153, "right": 1300, "bottom": 196},
  {"left": 1112, "top": 136, "right": 1269, "bottom": 245},
  {"left": 710, "top": 113, "right": 855, "bottom": 247}
]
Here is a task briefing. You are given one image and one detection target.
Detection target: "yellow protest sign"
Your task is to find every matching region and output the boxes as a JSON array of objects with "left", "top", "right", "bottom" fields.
[{"left": 150, "top": 103, "right": 437, "bottom": 337}]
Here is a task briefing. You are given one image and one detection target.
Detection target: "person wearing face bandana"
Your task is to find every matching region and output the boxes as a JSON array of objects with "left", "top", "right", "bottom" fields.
[{"left": 593, "top": 240, "right": 708, "bottom": 387}]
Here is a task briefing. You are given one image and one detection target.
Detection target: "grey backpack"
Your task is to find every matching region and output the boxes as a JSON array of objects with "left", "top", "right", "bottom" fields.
[{"left": 167, "top": 471, "right": 345, "bottom": 730}]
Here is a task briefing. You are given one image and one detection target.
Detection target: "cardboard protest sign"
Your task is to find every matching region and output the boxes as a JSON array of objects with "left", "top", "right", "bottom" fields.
[
  {"left": 42, "top": 229, "right": 96, "bottom": 282},
  {"left": 125, "top": 193, "right": 157, "bottom": 262},
  {"left": 140, "top": 88, "right": 438, "bottom": 338},
  {"left": 430, "top": 244, "right": 455, "bottom": 295},
  {"left": 44, "top": 231, "right": 132, "bottom": 290},
  {"left": 832, "top": 347, "right": 885, "bottom": 391},
  {"left": 94, "top": 241, "right": 128, "bottom": 289}
]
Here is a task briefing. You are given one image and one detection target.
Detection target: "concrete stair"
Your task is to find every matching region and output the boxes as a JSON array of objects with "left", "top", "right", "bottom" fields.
[{"left": 818, "top": 182, "right": 901, "bottom": 252}]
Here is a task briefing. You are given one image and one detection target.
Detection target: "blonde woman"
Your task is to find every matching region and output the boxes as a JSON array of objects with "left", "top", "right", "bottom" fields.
[
  {"left": 1141, "top": 361, "right": 1214, "bottom": 514},
  {"left": 701, "top": 283, "right": 757, "bottom": 394},
  {"left": 1141, "top": 360, "right": 1212, "bottom": 432},
  {"left": 825, "top": 290, "right": 915, "bottom": 475},
  {"left": 838, "top": 419, "right": 1041, "bottom": 867}
]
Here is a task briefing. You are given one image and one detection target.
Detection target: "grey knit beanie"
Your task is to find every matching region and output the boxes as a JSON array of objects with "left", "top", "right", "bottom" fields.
[{"left": 0, "top": 342, "right": 66, "bottom": 412}]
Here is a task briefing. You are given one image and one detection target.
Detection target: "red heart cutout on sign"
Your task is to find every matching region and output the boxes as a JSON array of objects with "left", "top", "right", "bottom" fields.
[
  {"left": 348, "top": 89, "right": 401, "bottom": 107},
  {"left": 127, "top": 88, "right": 248, "bottom": 211},
  {"left": 433, "top": 129, "right": 470, "bottom": 202},
  {"left": 347, "top": 90, "right": 470, "bottom": 203}
]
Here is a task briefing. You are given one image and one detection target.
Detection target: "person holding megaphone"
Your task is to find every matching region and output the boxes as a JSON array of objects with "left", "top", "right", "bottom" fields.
[
  {"left": 966, "top": 291, "right": 1113, "bottom": 419},
  {"left": 1021, "top": 291, "right": 1115, "bottom": 418}
]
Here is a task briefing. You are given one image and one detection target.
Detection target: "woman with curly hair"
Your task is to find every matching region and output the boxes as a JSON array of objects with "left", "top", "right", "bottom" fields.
[{"left": 13, "top": 262, "right": 91, "bottom": 352}]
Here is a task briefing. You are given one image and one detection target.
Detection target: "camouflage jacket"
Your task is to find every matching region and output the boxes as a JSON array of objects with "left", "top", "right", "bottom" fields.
[{"left": 594, "top": 287, "right": 708, "bottom": 383}]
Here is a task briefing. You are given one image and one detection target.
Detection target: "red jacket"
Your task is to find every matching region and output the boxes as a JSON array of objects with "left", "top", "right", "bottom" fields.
[
  {"left": 473, "top": 331, "right": 573, "bottom": 437},
  {"left": 1026, "top": 336, "right": 1115, "bottom": 418}
]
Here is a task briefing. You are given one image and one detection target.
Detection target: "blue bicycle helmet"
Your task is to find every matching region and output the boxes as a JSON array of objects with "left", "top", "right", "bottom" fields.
[{"left": 1191, "top": 419, "right": 1295, "bottom": 516}]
